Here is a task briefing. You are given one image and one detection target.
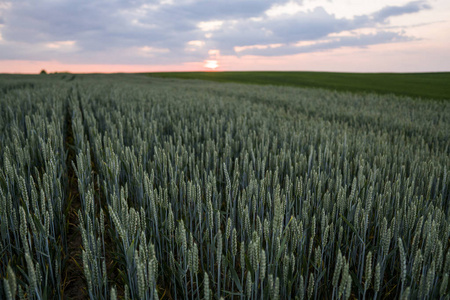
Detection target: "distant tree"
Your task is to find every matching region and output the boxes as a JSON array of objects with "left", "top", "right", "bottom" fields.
[{"left": 40, "top": 69, "right": 47, "bottom": 74}]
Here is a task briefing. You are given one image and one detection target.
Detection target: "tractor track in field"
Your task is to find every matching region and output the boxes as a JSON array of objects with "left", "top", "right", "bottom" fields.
[{"left": 63, "top": 99, "right": 86, "bottom": 300}]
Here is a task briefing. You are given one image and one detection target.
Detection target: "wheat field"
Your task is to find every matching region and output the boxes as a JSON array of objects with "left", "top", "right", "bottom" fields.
[{"left": 0, "top": 74, "right": 449, "bottom": 299}]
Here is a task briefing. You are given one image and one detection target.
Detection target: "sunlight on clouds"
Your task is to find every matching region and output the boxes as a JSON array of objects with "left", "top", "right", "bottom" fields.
[
  {"left": 265, "top": 0, "right": 417, "bottom": 19},
  {"left": 188, "top": 40, "right": 205, "bottom": 47},
  {"left": 186, "top": 40, "right": 205, "bottom": 52},
  {"left": 46, "top": 41, "right": 76, "bottom": 49},
  {"left": 208, "top": 49, "right": 220, "bottom": 58},
  {"left": 234, "top": 43, "right": 283, "bottom": 53},
  {"left": 131, "top": 19, "right": 158, "bottom": 29},
  {"left": 249, "top": 17, "right": 264, "bottom": 22},
  {"left": 133, "top": 4, "right": 158, "bottom": 15},
  {"left": 198, "top": 21, "right": 223, "bottom": 31},
  {"left": 139, "top": 46, "right": 170, "bottom": 57},
  {"left": 293, "top": 40, "right": 326, "bottom": 47},
  {"left": 265, "top": 1, "right": 304, "bottom": 17},
  {"left": 301, "top": 0, "right": 413, "bottom": 19},
  {"left": 139, "top": 46, "right": 170, "bottom": 54},
  {"left": 328, "top": 28, "right": 379, "bottom": 38},
  {"left": 0, "top": 2, "right": 12, "bottom": 10}
]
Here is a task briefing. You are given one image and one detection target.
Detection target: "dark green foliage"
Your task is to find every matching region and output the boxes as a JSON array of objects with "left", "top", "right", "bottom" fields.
[{"left": 148, "top": 71, "right": 450, "bottom": 100}]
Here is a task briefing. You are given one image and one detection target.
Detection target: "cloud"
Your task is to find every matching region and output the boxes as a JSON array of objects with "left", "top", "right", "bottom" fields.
[
  {"left": 161, "top": 0, "right": 284, "bottom": 21},
  {"left": 0, "top": 0, "right": 433, "bottom": 65},
  {"left": 372, "top": 1, "right": 431, "bottom": 22},
  {"left": 235, "top": 31, "right": 415, "bottom": 57},
  {"left": 201, "top": 3, "right": 421, "bottom": 55}
]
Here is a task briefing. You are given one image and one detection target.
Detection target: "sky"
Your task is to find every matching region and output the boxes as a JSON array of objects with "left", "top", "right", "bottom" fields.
[{"left": 0, "top": 0, "right": 449, "bottom": 73}]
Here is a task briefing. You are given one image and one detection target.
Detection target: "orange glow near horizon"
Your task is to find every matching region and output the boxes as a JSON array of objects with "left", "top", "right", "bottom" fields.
[
  {"left": 1, "top": 38, "right": 450, "bottom": 74},
  {"left": 204, "top": 60, "right": 219, "bottom": 70},
  {"left": 0, "top": 60, "right": 208, "bottom": 74}
]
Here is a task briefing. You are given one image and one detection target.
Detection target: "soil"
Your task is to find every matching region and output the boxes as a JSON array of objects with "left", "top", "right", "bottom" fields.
[{"left": 62, "top": 103, "right": 86, "bottom": 300}]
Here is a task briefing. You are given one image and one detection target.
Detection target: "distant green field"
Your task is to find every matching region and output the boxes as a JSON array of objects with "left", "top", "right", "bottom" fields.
[{"left": 148, "top": 71, "right": 450, "bottom": 100}]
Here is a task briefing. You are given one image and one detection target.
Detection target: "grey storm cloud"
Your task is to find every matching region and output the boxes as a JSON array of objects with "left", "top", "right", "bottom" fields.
[{"left": 0, "top": 0, "right": 431, "bottom": 64}]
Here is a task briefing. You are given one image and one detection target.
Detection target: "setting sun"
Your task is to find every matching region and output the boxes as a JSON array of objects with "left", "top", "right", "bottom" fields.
[{"left": 204, "top": 60, "right": 219, "bottom": 70}]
